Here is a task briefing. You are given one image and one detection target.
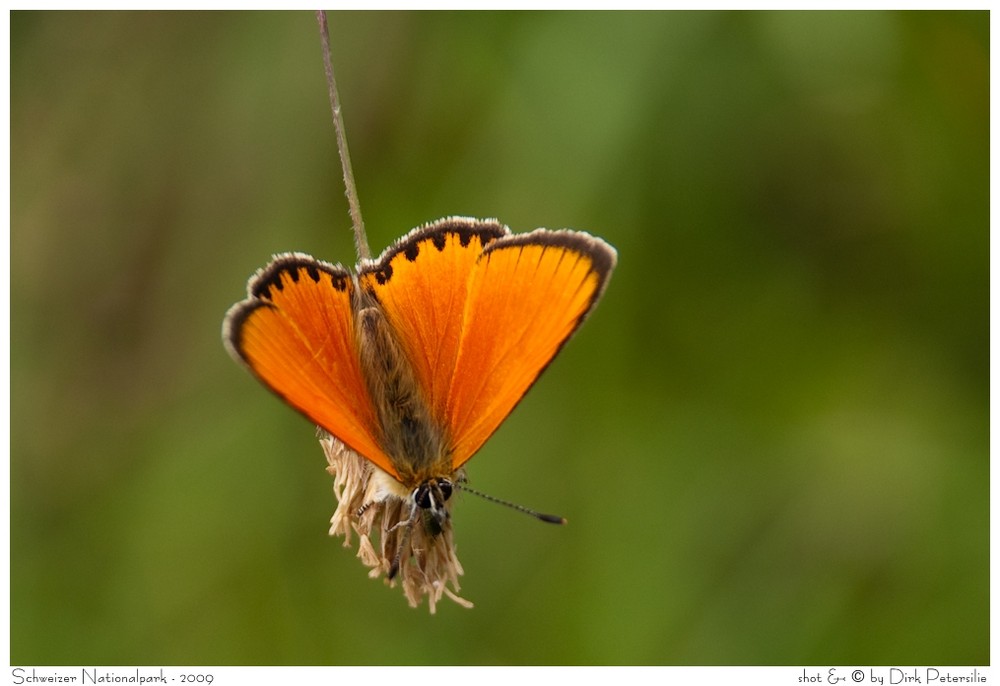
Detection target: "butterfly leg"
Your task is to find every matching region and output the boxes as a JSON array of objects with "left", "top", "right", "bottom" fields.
[{"left": 387, "top": 499, "right": 420, "bottom": 580}]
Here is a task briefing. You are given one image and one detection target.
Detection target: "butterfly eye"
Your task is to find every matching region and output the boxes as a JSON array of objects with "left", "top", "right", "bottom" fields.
[
  {"left": 413, "top": 484, "right": 432, "bottom": 510},
  {"left": 438, "top": 479, "right": 453, "bottom": 502}
]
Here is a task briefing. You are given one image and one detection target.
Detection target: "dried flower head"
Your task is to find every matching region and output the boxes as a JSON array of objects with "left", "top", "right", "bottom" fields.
[{"left": 320, "top": 430, "right": 473, "bottom": 612}]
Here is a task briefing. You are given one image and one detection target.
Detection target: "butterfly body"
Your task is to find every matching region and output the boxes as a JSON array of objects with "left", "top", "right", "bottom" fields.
[
  {"left": 354, "top": 287, "right": 449, "bottom": 488},
  {"left": 224, "top": 217, "right": 615, "bottom": 542}
]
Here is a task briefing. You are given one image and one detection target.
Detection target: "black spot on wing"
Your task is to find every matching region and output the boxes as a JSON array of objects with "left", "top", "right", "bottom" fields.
[
  {"left": 248, "top": 254, "right": 352, "bottom": 301},
  {"left": 252, "top": 266, "right": 288, "bottom": 300},
  {"left": 360, "top": 217, "right": 510, "bottom": 285},
  {"left": 404, "top": 242, "right": 420, "bottom": 262},
  {"left": 372, "top": 264, "right": 393, "bottom": 285},
  {"left": 329, "top": 271, "right": 350, "bottom": 292}
]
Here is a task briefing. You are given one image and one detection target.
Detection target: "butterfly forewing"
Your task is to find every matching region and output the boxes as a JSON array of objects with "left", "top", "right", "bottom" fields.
[
  {"left": 224, "top": 254, "right": 400, "bottom": 479},
  {"left": 444, "top": 230, "right": 616, "bottom": 467}
]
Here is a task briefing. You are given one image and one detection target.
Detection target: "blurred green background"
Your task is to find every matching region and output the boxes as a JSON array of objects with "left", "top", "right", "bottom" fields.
[{"left": 11, "top": 10, "right": 987, "bottom": 665}]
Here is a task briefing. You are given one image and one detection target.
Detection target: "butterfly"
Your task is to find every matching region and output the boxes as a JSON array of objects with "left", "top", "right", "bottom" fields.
[{"left": 223, "top": 216, "right": 615, "bottom": 587}]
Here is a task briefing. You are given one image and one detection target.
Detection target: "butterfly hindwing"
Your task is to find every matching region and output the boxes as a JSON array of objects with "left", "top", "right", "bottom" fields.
[{"left": 223, "top": 253, "right": 400, "bottom": 479}]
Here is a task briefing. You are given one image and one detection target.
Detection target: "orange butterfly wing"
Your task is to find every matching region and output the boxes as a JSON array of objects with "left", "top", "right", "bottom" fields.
[
  {"left": 223, "top": 253, "right": 399, "bottom": 479},
  {"left": 361, "top": 219, "right": 616, "bottom": 472},
  {"left": 444, "top": 229, "right": 616, "bottom": 466}
]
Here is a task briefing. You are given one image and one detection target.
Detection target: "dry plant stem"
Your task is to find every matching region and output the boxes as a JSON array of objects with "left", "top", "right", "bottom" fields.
[
  {"left": 315, "top": 10, "right": 370, "bottom": 261},
  {"left": 321, "top": 431, "right": 473, "bottom": 612}
]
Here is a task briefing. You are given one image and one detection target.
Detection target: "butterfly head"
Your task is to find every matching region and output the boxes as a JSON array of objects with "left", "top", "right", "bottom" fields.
[{"left": 413, "top": 477, "right": 454, "bottom": 536}]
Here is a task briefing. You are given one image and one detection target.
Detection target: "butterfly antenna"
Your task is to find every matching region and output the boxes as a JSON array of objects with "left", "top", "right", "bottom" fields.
[
  {"left": 315, "top": 10, "right": 370, "bottom": 262},
  {"left": 455, "top": 482, "right": 567, "bottom": 525}
]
